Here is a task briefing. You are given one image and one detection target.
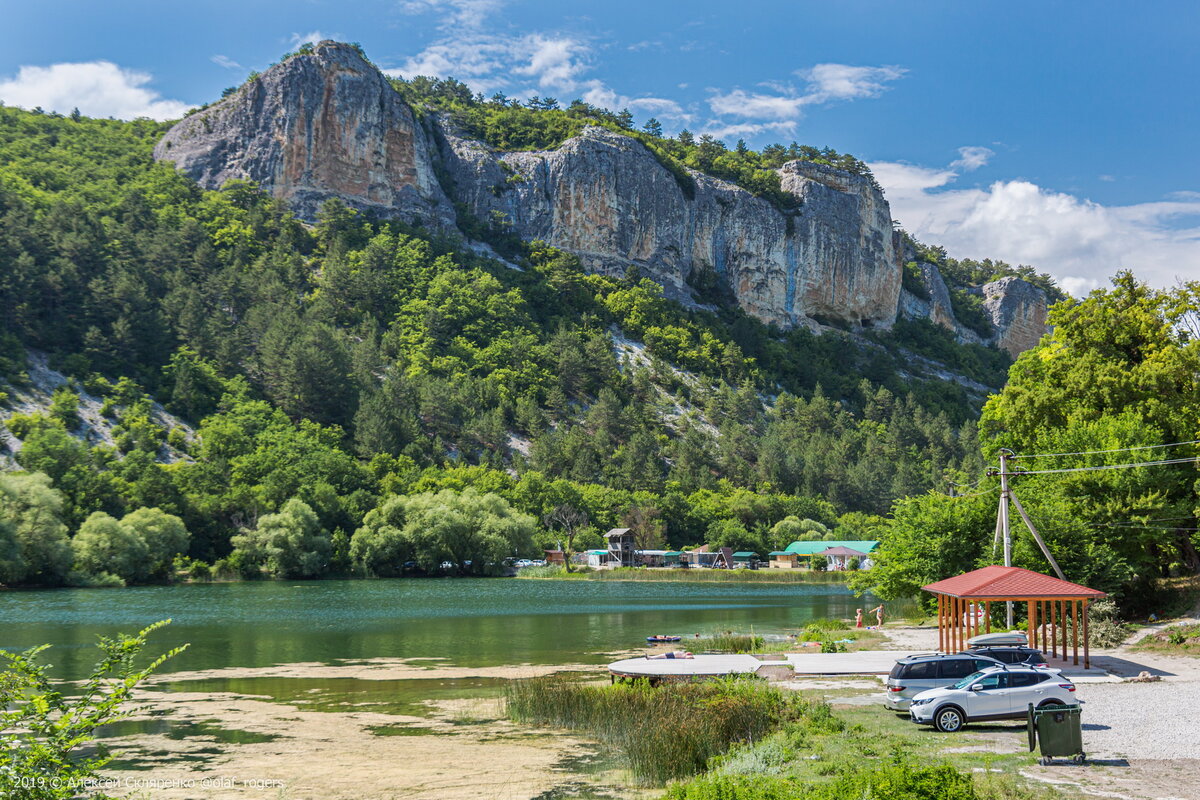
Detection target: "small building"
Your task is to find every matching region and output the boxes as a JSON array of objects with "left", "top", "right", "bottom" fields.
[
  {"left": 713, "top": 547, "right": 735, "bottom": 569},
  {"left": 637, "top": 549, "right": 670, "bottom": 567},
  {"left": 544, "top": 549, "right": 565, "bottom": 565},
  {"left": 585, "top": 549, "right": 615, "bottom": 568},
  {"left": 683, "top": 546, "right": 719, "bottom": 568},
  {"left": 785, "top": 540, "right": 879, "bottom": 567},
  {"left": 664, "top": 551, "right": 684, "bottom": 567},
  {"left": 732, "top": 551, "right": 760, "bottom": 567},
  {"left": 768, "top": 551, "right": 799, "bottom": 569},
  {"left": 605, "top": 528, "right": 636, "bottom": 567},
  {"left": 815, "top": 545, "right": 865, "bottom": 571}
]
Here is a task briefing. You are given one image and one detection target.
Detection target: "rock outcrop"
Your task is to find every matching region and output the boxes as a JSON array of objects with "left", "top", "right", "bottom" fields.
[
  {"left": 154, "top": 40, "right": 1049, "bottom": 351},
  {"left": 154, "top": 43, "right": 455, "bottom": 226},
  {"left": 982, "top": 277, "right": 1050, "bottom": 356},
  {"left": 440, "top": 126, "right": 901, "bottom": 327}
]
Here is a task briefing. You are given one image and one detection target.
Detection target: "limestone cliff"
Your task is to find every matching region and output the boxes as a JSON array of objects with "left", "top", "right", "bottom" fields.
[
  {"left": 154, "top": 43, "right": 455, "bottom": 225},
  {"left": 154, "top": 40, "right": 1048, "bottom": 351}
]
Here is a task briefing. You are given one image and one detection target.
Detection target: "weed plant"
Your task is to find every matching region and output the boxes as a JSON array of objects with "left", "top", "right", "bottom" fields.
[{"left": 505, "top": 677, "right": 795, "bottom": 784}]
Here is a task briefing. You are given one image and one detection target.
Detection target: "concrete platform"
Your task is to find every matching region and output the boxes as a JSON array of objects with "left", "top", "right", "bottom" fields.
[{"left": 608, "top": 650, "right": 1117, "bottom": 682}]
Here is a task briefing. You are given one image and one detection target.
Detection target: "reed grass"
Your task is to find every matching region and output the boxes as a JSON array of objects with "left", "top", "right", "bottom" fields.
[
  {"left": 697, "top": 633, "right": 765, "bottom": 653},
  {"left": 505, "top": 677, "right": 794, "bottom": 784},
  {"left": 518, "top": 567, "right": 849, "bottom": 584}
]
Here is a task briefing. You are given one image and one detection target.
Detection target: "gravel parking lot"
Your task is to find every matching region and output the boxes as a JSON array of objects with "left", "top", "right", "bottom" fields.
[{"left": 1075, "top": 677, "right": 1200, "bottom": 760}]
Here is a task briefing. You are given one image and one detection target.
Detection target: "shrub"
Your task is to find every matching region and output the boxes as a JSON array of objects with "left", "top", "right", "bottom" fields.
[
  {"left": 48, "top": 386, "right": 81, "bottom": 429},
  {"left": 506, "top": 677, "right": 794, "bottom": 784},
  {"left": 0, "top": 620, "right": 186, "bottom": 796},
  {"left": 1088, "top": 599, "right": 1132, "bottom": 648},
  {"left": 700, "top": 633, "right": 764, "bottom": 653},
  {"left": 73, "top": 511, "right": 150, "bottom": 584},
  {"left": 122, "top": 507, "right": 190, "bottom": 580},
  {"left": 231, "top": 498, "right": 331, "bottom": 579}
]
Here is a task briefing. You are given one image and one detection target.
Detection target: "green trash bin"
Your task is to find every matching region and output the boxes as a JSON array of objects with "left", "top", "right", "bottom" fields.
[{"left": 1026, "top": 703, "right": 1085, "bottom": 765}]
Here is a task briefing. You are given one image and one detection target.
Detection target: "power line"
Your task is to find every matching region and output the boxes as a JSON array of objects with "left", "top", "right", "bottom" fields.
[
  {"left": 1015, "top": 439, "right": 1200, "bottom": 460},
  {"left": 1011, "top": 457, "right": 1199, "bottom": 476}
]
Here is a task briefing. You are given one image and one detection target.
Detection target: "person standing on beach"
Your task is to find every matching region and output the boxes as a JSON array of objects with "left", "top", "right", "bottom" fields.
[
  {"left": 871, "top": 604, "right": 884, "bottom": 627},
  {"left": 855, "top": 608, "right": 864, "bottom": 628}
]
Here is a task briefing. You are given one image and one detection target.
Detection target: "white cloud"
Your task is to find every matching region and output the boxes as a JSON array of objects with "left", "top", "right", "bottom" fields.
[
  {"left": 211, "top": 55, "right": 242, "bottom": 70},
  {"left": 290, "top": 31, "right": 329, "bottom": 47},
  {"left": 0, "top": 61, "right": 191, "bottom": 120},
  {"left": 797, "top": 63, "right": 906, "bottom": 101},
  {"left": 700, "top": 120, "right": 796, "bottom": 140},
  {"left": 398, "top": 0, "right": 502, "bottom": 30},
  {"left": 513, "top": 35, "right": 590, "bottom": 90},
  {"left": 389, "top": 9, "right": 684, "bottom": 121},
  {"left": 950, "top": 145, "right": 993, "bottom": 171},
  {"left": 872, "top": 155, "right": 1200, "bottom": 294},
  {"left": 706, "top": 62, "right": 905, "bottom": 124},
  {"left": 708, "top": 88, "right": 807, "bottom": 120}
]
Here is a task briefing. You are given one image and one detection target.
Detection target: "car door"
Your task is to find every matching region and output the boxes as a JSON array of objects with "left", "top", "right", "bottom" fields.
[
  {"left": 1005, "top": 671, "right": 1047, "bottom": 709},
  {"left": 965, "top": 672, "right": 1011, "bottom": 719}
]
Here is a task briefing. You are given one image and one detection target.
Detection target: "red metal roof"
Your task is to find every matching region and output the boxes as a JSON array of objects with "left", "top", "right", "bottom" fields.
[{"left": 922, "top": 565, "right": 1107, "bottom": 599}]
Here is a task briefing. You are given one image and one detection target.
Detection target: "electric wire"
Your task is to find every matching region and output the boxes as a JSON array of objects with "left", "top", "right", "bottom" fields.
[
  {"left": 1010, "top": 456, "right": 1199, "bottom": 476},
  {"left": 1014, "top": 439, "right": 1200, "bottom": 460}
]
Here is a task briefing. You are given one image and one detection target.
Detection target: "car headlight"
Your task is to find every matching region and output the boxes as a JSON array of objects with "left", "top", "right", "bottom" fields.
[{"left": 910, "top": 698, "right": 932, "bottom": 707}]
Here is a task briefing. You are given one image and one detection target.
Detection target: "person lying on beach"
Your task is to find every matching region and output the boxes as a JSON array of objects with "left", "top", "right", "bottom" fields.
[{"left": 646, "top": 651, "right": 694, "bottom": 659}]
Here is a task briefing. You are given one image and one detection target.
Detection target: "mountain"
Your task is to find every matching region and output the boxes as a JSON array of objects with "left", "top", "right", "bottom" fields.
[
  {"left": 0, "top": 42, "right": 1068, "bottom": 583},
  {"left": 155, "top": 41, "right": 1049, "bottom": 356}
]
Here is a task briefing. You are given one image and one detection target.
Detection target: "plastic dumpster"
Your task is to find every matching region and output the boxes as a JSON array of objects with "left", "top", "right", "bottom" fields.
[{"left": 1026, "top": 703, "right": 1085, "bottom": 765}]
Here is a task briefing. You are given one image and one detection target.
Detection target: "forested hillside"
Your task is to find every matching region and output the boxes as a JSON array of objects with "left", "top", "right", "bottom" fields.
[
  {"left": 0, "top": 103, "right": 1023, "bottom": 586},
  {"left": 858, "top": 275, "right": 1200, "bottom": 610}
]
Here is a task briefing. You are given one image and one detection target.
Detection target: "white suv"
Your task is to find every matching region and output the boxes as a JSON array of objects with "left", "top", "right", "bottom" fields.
[{"left": 908, "top": 667, "right": 1078, "bottom": 732}]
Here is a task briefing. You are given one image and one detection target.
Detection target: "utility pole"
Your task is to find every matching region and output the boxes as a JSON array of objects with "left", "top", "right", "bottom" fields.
[{"left": 998, "top": 448, "right": 1014, "bottom": 627}]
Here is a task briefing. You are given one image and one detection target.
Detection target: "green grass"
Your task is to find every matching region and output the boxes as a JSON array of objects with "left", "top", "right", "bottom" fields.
[
  {"left": 517, "top": 567, "right": 849, "bottom": 583},
  {"left": 505, "top": 677, "right": 796, "bottom": 784},
  {"left": 665, "top": 689, "right": 1080, "bottom": 800},
  {"left": 1132, "top": 622, "right": 1200, "bottom": 656},
  {"left": 697, "top": 634, "right": 765, "bottom": 653}
]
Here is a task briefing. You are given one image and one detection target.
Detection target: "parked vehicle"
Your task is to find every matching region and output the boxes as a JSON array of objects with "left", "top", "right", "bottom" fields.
[
  {"left": 966, "top": 646, "right": 1049, "bottom": 668},
  {"left": 884, "top": 653, "right": 1004, "bottom": 711},
  {"left": 908, "top": 667, "right": 1078, "bottom": 732}
]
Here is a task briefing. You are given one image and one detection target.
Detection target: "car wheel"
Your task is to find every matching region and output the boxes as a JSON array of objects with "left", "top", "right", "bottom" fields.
[
  {"left": 933, "top": 706, "right": 965, "bottom": 732},
  {"left": 1037, "top": 700, "right": 1059, "bottom": 709}
]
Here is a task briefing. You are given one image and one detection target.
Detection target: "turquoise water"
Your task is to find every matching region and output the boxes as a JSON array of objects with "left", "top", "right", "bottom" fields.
[{"left": 0, "top": 577, "right": 873, "bottom": 679}]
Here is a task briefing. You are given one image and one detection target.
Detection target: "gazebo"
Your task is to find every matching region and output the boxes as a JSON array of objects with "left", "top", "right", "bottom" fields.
[
  {"left": 922, "top": 565, "right": 1107, "bottom": 669},
  {"left": 816, "top": 545, "right": 866, "bottom": 570}
]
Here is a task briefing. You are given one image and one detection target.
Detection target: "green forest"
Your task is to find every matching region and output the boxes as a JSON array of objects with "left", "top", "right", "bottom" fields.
[{"left": 1, "top": 92, "right": 1196, "bottom": 609}]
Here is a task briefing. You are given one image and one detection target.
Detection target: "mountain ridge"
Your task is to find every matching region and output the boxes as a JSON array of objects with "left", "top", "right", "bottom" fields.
[{"left": 155, "top": 40, "right": 1049, "bottom": 356}]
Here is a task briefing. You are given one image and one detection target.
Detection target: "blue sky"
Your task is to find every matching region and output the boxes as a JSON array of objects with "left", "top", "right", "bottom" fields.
[{"left": 2, "top": 0, "right": 1198, "bottom": 293}]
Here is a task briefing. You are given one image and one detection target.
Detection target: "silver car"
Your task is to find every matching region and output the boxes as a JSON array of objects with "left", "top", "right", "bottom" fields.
[
  {"left": 884, "top": 653, "right": 1004, "bottom": 711},
  {"left": 909, "top": 667, "right": 1078, "bottom": 731}
]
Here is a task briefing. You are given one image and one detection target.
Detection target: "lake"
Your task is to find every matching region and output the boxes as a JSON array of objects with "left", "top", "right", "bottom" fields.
[{"left": 0, "top": 577, "right": 881, "bottom": 679}]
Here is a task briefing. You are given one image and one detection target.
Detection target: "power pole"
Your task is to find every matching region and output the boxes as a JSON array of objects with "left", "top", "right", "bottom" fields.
[{"left": 998, "top": 448, "right": 1014, "bottom": 628}]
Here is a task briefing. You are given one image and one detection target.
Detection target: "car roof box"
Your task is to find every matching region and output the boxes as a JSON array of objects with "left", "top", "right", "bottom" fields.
[{"left": 967, "top": 631, "right": 1028, "bottom": 647}]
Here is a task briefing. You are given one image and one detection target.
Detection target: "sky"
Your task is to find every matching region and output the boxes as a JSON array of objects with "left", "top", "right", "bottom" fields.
[{"left": 1, "top": 0, "right": 1198, "bottom": 296}]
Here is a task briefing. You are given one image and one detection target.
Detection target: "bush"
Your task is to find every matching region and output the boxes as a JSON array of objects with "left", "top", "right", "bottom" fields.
[
  {"left": 122, "top": 507, "right": 190, "bottom": 580},
  {"left": 1088, "top": 599, "right": 1132, "bottom": 648},
  {"left": 73, "top": 511, "right": 150, "bottom": 584},
  {"left": 48, "top": 386, "right": 81, "bottom": 429},
  {"left": 507, "top": 677, "right": 794, "bottom": 784},
  {"left": 231, "top": 498, "right": 330, "bottom": 579},
  {"left": 666, "top": 762, "right": 979, "bottom": 800},
  {"left": 700, "top": 633, "right": 764, "bottom": 653},
  {"left": 0, "top": 620, "right": 186, "bottom": 796}
]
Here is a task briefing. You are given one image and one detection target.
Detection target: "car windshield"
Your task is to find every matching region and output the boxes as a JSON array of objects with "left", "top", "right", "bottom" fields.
[{"left": 952, "top": 670, "right": 989, "bottom": 690}]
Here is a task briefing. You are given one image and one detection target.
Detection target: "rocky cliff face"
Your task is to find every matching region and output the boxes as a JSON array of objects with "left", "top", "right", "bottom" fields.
[
  {"left": 440, "top": 126, "right": 901, "bottom": 327},
  {"left": 981, "top": 277, "right": 1050, "bottom": 356},
  {"left": 154, "top": 44, "right": 455, "bottom": 226},
  {"left": 155, "top": 41, "right": 1048, "bottom": 351}
]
